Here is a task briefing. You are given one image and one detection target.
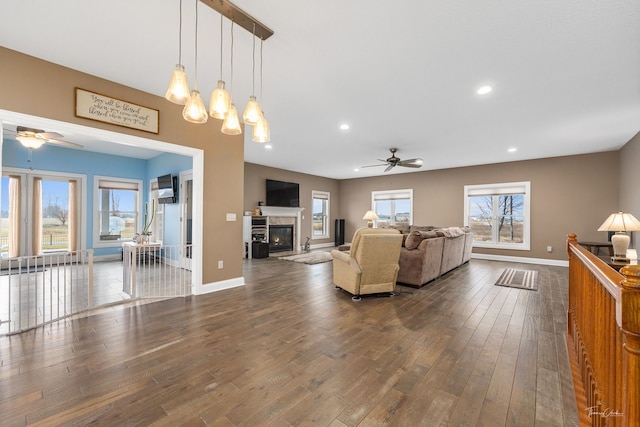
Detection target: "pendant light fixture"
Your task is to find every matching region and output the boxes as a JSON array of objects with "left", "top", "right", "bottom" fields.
[
  {"left": 243, "top": 23, "right": 263, "bottom": 125},
  {"left": 253, "top": 38, "right": 270, "bottom": 142},
  {"left": 221, "top": 19, "right": 242, "bottom": 135},
  {"left": 209, "top": 10, "right": 230, "bottom": 119},
  {"left": 183, "top": 0, "right": 208, "bottom": 123},
  {"left": 165, "top": 0, "right": 190, "bottom": 105}
]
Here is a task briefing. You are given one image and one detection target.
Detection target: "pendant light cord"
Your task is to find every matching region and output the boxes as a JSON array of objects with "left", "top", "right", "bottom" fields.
[
  {"left": 218, "top": 10, "right": 223, "bottom": 78},
  {"left": 260, "top": 37, "right": 264, "bottom": 104},
  {"left": 194, "top": 0, "right": 199, "bottom": 89},
  {"left": 251, "top": 23, "right": 256, "bottom": 97},
  {"left": 230, "top": 19, "right": 234, "bottom": 97},
  {"left": 178, "top": 0, "right": 183, "bottom": 65}
]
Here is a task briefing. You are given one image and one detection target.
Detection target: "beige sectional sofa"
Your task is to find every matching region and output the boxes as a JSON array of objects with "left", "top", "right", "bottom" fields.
[{"left": 389, "top": 225, "right": 474, "bottom": 288}]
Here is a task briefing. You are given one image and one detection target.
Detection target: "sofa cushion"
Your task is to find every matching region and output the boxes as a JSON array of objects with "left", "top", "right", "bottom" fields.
[
  {"left": 383, "top": 224, "right": 410, "bottom": 234},
  {"left": 404, "top": 230, "right": 438, "bottom": 250},
  {"left": 409, "top": 225, "right": 435, "bottom": 233}
]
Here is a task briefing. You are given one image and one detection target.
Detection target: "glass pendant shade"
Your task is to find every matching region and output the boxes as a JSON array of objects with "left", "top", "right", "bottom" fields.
[
  {"left": 165, "top": 64, "right": 190, "bottom": 105},
  {"left": 252, "top": 113, "right": 270, "bottom": 142},
  {"left": 209, "top": 80, "right": 230, "bottom": 119},
  {"left": 182, "top": 89, "right": 208, "bottom": 123},
  {"left": 221, "top": 103, "right": 242, "bottom": 135},
  {"left": 17, "top": 136, "right": 44, "bottom": 149},
  {"left": 243, "top": 96, "right": 262, "bottom": 125}
]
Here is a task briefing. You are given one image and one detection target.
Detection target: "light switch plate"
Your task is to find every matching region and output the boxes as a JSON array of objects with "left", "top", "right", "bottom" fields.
[{"left": 226, "top": 213, "right": 236, "bottom": 221}]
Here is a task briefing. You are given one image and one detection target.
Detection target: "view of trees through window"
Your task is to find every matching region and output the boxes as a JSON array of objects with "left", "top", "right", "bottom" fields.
[
  {"left": 1, "top": 177, "right": 72, "bottom": 255},
  {"left": 468, "top": 194, "right": 524, "bottom": 244},
  {"left": 374, "top": 198, "right": 411, "bottom": 227},
  {"left": 98, "top": 188, "right": 137, "bottom": 241}
]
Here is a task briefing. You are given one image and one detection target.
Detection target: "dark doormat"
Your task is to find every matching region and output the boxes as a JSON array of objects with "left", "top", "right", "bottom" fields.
[{"left": 495, "top": 268, "right": 538, "bottom": 291}]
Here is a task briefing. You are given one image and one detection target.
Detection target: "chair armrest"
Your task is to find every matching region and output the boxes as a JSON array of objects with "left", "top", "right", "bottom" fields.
[{"left": 331, "top": 249, "right": 351, "bottom": 263}]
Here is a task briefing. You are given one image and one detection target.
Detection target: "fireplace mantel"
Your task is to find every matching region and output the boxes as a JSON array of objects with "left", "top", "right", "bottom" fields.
[
  {"left": 260, "top": 206, "right": 305, "bottom": 251},
  {"left": 259, "top": 206, "right": 304, "bottom": 217}
]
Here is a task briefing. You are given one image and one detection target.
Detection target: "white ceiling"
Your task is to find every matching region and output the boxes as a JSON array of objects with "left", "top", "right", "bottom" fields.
[{"left": 1, "top": 0, "right": 639, "bottom": 179}]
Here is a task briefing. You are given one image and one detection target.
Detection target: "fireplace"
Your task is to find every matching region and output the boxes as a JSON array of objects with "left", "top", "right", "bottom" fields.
[{"left": 269, "top": 224, "right": 294, "bottom": 253}]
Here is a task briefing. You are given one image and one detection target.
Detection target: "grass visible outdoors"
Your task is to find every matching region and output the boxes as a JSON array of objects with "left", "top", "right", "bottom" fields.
[
  {"left": 470, "top": 220, "right": 524, "bottom": 243},
  {"left": 0, "top": 217, "right": 137, "bottom": 255}
]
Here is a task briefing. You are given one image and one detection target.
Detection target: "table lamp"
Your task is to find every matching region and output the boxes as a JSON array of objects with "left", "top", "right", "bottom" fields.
[
  {"left": 362, "top": 210, "right": 379, "bottom": 228},
  {"left": 597, "top": 211, "right": 640, "bottom": 261}
]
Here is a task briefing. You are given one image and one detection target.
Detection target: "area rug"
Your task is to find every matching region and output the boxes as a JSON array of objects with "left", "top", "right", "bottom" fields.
[
  {"left": 495, "top": 268, "right": 538, "bottom": 291},
  {"left": 279, "top": 252, "right": 333, "bottom": 265}
]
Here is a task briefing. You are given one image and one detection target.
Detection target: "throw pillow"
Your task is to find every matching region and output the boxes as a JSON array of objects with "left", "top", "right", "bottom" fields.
[{"left": 404, "top": 230, "right": 438, "bottom": 250}]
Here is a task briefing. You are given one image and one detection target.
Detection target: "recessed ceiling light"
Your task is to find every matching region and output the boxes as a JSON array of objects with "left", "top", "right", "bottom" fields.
[
  {"left": 477, "top": 85, "right": 493, "bottom": 95},
  {"left": 354, "top": 168, "right": 359, "bottom": 172},
  {"left": 265, "top": 144, "right": 272, "bottom": 149},
  {"left": 340, "top": 123, "right": 350, "bottom": 130},
  {"left": 508, "top": 147, "right": 517, "bottom": 152}
]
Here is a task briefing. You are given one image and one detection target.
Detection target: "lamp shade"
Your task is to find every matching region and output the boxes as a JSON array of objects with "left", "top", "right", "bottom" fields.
[
  {"left": 243, "top": 96, "right": 263, "bottom": 125},
  {"left": 362, "top": 210, "right": 379, "bottom": 221},
  {"left": 182, "top": 90, "right": 208, "bottom": 123},
  {"left": 221, "top": 103, "right": 242, "bottom": 135},
  {"left": 597, "top": 212, "right": 640, "bottom": 232},
  {"left": 165, "top": 64, "right": 190, "bottom": 105},
  {"left": 209, "top": 80, "right": 230, "bottom": 119},
  {"left": 252, "top": 113, "right": 270, "bottom": 142}
]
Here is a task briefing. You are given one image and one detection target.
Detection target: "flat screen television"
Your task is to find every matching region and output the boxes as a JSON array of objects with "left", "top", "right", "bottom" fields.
[
  {"left": 157, "top": 174, "right": 177, "bottom": 204},
  {"left": 266, "top": 179, "right": 299, "bottom": 207}
]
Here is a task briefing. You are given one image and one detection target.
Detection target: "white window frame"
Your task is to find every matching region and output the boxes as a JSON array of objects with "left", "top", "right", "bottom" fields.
[
  {"left": 371, "top": 189, "right": 413, "bottom": 227},
  {"left": 93, "top": 176, "right": 143, "bottom": 248},
  {"left": 311, "top": 190, "right": 330, "bottom": 239},
  {"left": 464, "top": 181, "right": 531, "bottom": 250},
  {"left": 149, "top": 179, "right": 164, "bottom": 244}
]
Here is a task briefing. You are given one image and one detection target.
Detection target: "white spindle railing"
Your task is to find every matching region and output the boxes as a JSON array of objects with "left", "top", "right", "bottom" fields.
[
  {"left": 123, "top": 244, "right": 192, "bottom": 298},
  {"left": 1, "top": 244, "right": 192, "bottom": 336},
  {"left": 0, "top": 250, "right": 94, "bottom": 335}
]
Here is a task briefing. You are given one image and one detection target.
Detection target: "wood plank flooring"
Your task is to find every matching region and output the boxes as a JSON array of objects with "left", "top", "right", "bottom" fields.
[{"left": 0, "top": 256, "right": 580, "bottom": 426}]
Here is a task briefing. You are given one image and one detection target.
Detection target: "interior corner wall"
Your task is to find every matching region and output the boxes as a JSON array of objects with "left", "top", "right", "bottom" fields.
[
  {"left": 244, "top": 162, "right": 340, "bottom": 246},
  {"left": 619, "top": 131, "right": 640, "bottom": 249},
  {"left": 337, "top": 152, "right": 620, "bottom": 261},
  {"left": 0, "top": 46, "right": 244, "bottom": 285}
]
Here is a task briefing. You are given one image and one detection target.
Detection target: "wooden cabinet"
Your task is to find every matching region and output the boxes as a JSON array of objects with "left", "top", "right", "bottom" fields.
[{"left": 243, "top": 215, "right": 269, "bottom": 259}]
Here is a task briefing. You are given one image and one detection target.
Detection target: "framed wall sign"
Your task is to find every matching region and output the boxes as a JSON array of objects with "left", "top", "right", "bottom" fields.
[{"left": 75, "top": 88, "right": 159, "bottom": 134}]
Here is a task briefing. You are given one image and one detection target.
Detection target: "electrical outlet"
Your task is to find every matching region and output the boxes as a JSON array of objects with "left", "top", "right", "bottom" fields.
[
  {"left": 547, "top": 246, "right": 553, "bottom": 253},
  {"left": 218, "top": 260, "right": 223, "bottom": 269}
]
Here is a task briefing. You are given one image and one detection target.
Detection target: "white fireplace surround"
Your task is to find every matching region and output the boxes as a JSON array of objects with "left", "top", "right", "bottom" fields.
[{"left": 260, "top": 206, "right": 305, "bottom": 251}]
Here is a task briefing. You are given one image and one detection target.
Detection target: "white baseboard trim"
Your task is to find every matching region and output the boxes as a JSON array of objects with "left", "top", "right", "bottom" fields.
[
  {"left": 198, "top": 276, "right": 245, "bottom": 294},
  {"left": 471, "top": 253, "right": 569, "bottom": 267},
  {"left": 311, "top": 242, "right": 336, "bottom": 250},
  {"left": 94, "top": 254, "right": 122, "bottom": 262}
]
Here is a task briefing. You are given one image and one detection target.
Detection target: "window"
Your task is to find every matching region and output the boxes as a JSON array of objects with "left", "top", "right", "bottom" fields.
[
  {"left": 94, "top": 177, "right": 142, "bottom": 245},
  {"left": 311, "top": 191, "right": 330, "bottom": 239},
  {"left": 464, "top": 181, "right": 530, "bottom": 250},
  {"left": 1, "top": 170, "right": 84, "bottom": 257},
  {"left": 372, "top": 189, "right": 413, "bottom": 228}
]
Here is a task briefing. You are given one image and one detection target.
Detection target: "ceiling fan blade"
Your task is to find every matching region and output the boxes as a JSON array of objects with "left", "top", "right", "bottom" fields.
[
  {"left": 397, "top": 158, "right": 423, "bottom": 167},
  {"left": 384, "top": 164, "right": 395, "bottom": 172},
  {"left": 38, "top": 132, "right": 64, "bottom": 139},
  {"left": 46, "top": 139, "right": 85, "bottom": 149},
  {"left": 361, "top": 163, "right": 387, "bottom": 168}
]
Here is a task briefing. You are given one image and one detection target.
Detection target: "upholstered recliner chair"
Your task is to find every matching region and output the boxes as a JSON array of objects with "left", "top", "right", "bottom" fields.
[{"left": 330, "top": 227, "right": 403, "bottom": 301}]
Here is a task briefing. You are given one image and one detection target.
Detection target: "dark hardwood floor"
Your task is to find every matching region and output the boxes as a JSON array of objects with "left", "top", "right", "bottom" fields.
[{"left": 0, "top": 255, "right": 579, "bottom": 426}]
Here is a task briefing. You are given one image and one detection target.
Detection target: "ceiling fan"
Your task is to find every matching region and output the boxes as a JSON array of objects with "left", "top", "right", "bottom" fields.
[
  {"left": 7, "top": 126, "right": 84, "bottom": 150},
  {"left": 362, "top": 148, "right": 423, "bottom": 172}
]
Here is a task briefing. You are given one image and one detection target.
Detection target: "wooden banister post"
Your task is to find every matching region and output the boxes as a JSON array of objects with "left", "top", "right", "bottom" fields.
[
  {"left": 567, "top": 233, "right": 577, "bottom": 254},
  {"left": 619, "top": 264, "right": 640, "bottom": 427}
]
